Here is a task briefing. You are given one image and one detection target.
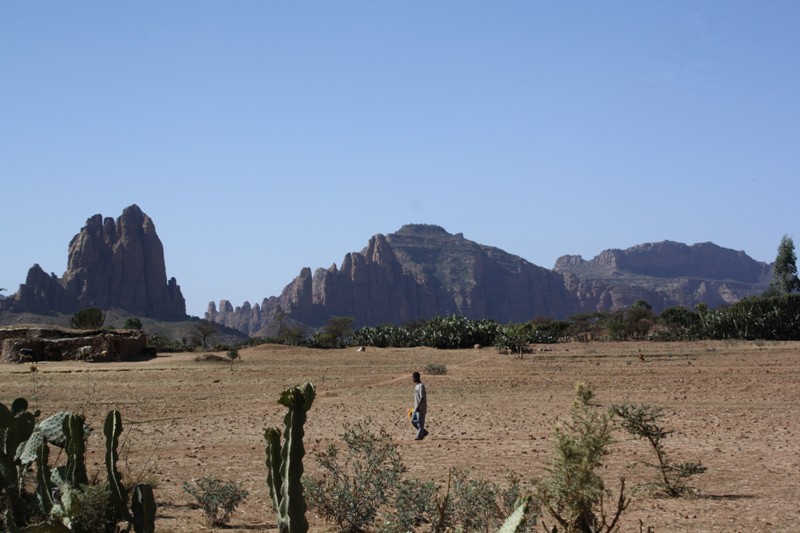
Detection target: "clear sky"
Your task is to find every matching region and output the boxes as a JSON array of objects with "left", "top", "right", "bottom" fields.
[{"left": 2, "top": 2, "right": 798, "bottom": 317}]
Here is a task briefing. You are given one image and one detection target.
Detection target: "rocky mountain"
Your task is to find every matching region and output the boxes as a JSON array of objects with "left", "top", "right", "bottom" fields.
[
  {"left": 554, "top": 241, "right": 772, "bottom": 313},
  {"left": 2, "top": 207, "right": 774, "bottom": 335},
  {"left": 2, "top": 205, "right": 186, "bottom": 320},
  {"left": 207, "top": 226, "right": 773, "bottom": 336},
  {"left": 208, "top": 225, "right": 576, "bottom": 336}
]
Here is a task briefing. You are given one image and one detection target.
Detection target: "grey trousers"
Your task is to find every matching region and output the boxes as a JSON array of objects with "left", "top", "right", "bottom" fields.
[{"left": 412, "top": 411, "right": 426, "bottom": 439}]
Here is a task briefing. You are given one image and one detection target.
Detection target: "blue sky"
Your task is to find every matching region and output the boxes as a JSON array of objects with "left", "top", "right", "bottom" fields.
[{"left": 2, "top": 1, "right": 798, "bottom": 317}]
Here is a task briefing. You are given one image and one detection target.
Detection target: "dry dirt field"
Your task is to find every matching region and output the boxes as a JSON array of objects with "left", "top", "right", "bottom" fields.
[{"left": 1, "top": 340, "right": 799, "bottom": 532}]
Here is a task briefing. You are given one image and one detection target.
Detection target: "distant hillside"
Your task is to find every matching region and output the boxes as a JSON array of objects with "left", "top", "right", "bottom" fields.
[
  {"left": 208, "top": 224, "right": 574, "bottom": 336},
  {"left": 209, "top": 226, "right": 773, "bottom": 336},
  {"left": 0, "top": 207, "right": 774, "bottom": 337},
  {"left": 554, "top": 241, "right": 771, "bottom": 313}
]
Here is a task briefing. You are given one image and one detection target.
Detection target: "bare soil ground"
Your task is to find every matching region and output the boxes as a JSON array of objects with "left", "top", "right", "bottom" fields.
[{"left": 2, "top": 340, "right": 799, "bottom": 532}]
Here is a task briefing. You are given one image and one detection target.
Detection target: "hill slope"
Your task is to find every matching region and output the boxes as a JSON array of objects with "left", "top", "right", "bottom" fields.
[{"left": 209, "top": 226, "right": 772, "bottom": 335}]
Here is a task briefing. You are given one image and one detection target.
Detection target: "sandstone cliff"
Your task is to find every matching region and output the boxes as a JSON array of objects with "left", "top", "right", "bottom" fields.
[
  {"left": 554, "top": 241, "right": 771, "bottom": 313},
  {"left": 208, "top": 224, "right": 578, "bottom": 335},
  {"left": 5, "top": 205, "right": 186, "bottom": 320},
  {"left": 210, "top": 230, "right": 773, "bottom": 336}
]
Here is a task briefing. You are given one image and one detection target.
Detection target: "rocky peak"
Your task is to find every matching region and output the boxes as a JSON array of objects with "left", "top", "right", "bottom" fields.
[
  {"left": 7, "top": 205, "right": 186, "bottom": 319},
  {"left": 210, "top": 226, "right": 578, "bottom": 333}
]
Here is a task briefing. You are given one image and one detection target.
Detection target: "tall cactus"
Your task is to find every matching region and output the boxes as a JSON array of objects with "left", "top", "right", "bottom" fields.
[
  {"left": 104, "top": 410, "right": 157, "bottom": 533},
  {"left": 34, "top": 441, "right": 55, "bottom": 515},
  {"left": 0, "top": 398, "right": 38, "bottom": 526},
  {"left": 63, "top": 413, "right": 88, "bottom": 487},
  {"left": 131, "top": 483, "right": 156, "bottom": 533},
  {"left": 264, "top": 382, "right": 315, "bottom": 533},
  {"left": 104, "top": 410, "right": 131, "bottom": 522}
]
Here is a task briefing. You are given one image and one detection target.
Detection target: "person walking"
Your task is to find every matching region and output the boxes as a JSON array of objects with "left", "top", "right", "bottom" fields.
[{"left": 411, "top": 371, "right": 428, "bottom": 440}]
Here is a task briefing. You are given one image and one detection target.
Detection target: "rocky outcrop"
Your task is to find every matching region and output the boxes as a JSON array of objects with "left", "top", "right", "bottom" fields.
[
  {"left": 209, "top": 225, "right": 579, "bottom": 334},
  {"left": 206, "top": 299, "right": 263, "bottom": 337},
  {"left": 211, "top": 230, "right": 774, "bottom": 336},
  {"left": 5, "top": 205, "right": 186, "bottom": 320},
  {"left": 555, "top": 241, "right": 772, "bottom": 313}
]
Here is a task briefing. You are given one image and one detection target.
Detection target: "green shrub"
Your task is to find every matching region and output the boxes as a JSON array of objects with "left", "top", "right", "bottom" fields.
[
  {"left": 304, "top": 419, "right": 406, "bottom": 532},
  {"left": 70, "top": 307, "right": 106, "bottom": 330},
  {"left": 147, "top": 334, "right": 184, "bottom": 353},
  {"left": 424, "top": 363, "right": 447, "bottom": 375},
  {"left": 183, "top": 477, "right": 249, "bottom": 526},
  {"left": 124, "top": 317, "right": 143, "bottom": 330},
  {"left": 379, "top": 478, "right": 438, "bottom": 533},
  {"left": 351, "top": 325, "right": 419, "bottom": 348},
  {"left": 304, "top": 420, "right": 536, "bottom": 533},
  {"left": 226, "top": 347, "right": 240, "bottom": 370},
  {"left": 538, "top": 383, "right": 628, "bottom": 533},
  {"left": 62, "top": 483, "right": 120, "bottom": 533},
  {"left": 417, "top": 316, "right": 500, "bottom": 349},
  {"left": 433, "top": 469, "right": 537, "bottom": 533}
]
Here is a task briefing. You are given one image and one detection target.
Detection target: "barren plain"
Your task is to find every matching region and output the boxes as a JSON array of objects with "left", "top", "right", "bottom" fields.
[{"left": 1, "top": 340, "right": 798, "bottom": 532}]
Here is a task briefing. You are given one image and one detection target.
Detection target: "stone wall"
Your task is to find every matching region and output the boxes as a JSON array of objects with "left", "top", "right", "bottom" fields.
[{"left": 0, "top": 326, "right": 148, "bottom": 363}]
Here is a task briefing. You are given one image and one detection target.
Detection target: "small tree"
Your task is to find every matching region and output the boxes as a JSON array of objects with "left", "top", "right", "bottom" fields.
[
  {"left": 538, "top": 383, "right": 628, "bottom": 533},
  {"left": 124, "top": 317, "right": 143, "bottom": 330},
  {"left": 495, "top": 323, "right": 532, "bottom": 359},
  {"left": 70, "top": 307, "right": 106, "bottom": 329},
  {"left": 192, "top": 320, "right": 217, "bottom": 348},
  {"left": 770, "top": 235, "right": 800, "bottom": 295},
  {"left": 611, "top": 403, "right": 706, "bottom": 497},
  {"left": 323, "top": 316, "right": 355, "bottom": 348},
  {"left": 226, "top": 347, "right": 240, "bottom": 370},
  {"left": 626, "top": 300, "right": 654, "bottom": 339},
  {"left": 282, "top": 325, "right": 307, "bottom": 346}
]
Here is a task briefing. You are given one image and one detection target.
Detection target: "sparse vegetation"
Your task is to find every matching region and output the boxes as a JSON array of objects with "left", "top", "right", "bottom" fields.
[
  {"left": 0, "top": 401, "right": 156, "bottom": 532},
  {"left": 69, "top": 307, "right": 106, "bottom": 329},
  {"left": 183, "top": 477, "right": 249, "bottom": 527},
  {"left": 0, "top": 338, "right": 792, "bottom": 531},
  {"left": 538, "top": 383, "right": 629, "bottom": 533},
  {"left": 191, "top": 319, "right": 217, "bottom": 348},
  {"left": 304, "top": 420, "right": 537, "bottom": 533},
  {"left": 424, "top": 363, "right": 447, "bottom": 375},
  {"left": 611, "top": 403, "right": 707, "bottom": 497},
  {"left": 304, "top": 419, "right": 406, "bottom": 532},
  {"left": 124, "top": 317, "right": 143, "bottom": 330},
  {"left": 226, "top": 346, "right": 240, "bottom": 369}
]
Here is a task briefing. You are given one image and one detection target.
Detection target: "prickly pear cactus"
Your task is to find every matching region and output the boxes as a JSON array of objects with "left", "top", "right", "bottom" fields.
[
  {"left": 264, "top": 382, "right": 315, "bottom": 533},
  {"left": 35, "top": 412, "right": 91, "bottom": 449}
]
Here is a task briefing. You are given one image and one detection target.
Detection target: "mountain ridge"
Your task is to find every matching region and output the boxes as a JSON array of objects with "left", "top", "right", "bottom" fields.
[
  {"left": 0, "top": 208, "right": 773, "bottom": 335},
  {"left": 208, "top": 224, "right": 772, "bottom": 336}
]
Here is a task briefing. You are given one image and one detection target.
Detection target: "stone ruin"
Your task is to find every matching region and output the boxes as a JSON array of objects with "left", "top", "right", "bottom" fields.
[{"left": 0, "top": 326, "right": 149, "bottom": 363}]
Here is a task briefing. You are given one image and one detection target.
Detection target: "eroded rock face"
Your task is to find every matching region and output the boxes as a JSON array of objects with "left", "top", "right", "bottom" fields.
[
  {"left": 7, "top": 205, "right": 186, "bottom": 319},
  {"left": 210, "top": 229, "right": 774, "bottom": 336},
  {"left": 209, "top": 225, "right": 579, "bottom": 334},
  {"left": 555, "top": 241, "right": 772, "bottom": 313}
]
